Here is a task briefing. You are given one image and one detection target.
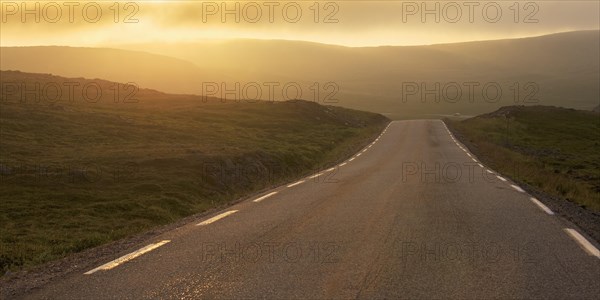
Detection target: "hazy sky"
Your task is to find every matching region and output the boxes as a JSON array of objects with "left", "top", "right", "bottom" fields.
[{"left": 1, "top": 1, "right": 598, "bottom": 47}]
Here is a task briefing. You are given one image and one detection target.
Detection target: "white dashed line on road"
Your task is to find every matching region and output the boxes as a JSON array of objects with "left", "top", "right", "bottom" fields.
[
  {"left": 510, "top": 184, "right": 525, "bottom": 193},
  {"left": 197, "top": 210, "right": 239, "bottom": 225},
  {"left": 84, "top": 240, "right": 171, "bottom": 275},
  {"left": 287, "top": 180, "right": 305, "bottom": 187},
  {"left": 252, "top": 192, "right": 278, "bottom": 203},
  {"left": 529, "top": 197, "right": 554, "bottom": 215},
  {"left": 564, "top": 228, "right": 600, "bottom": 259}
]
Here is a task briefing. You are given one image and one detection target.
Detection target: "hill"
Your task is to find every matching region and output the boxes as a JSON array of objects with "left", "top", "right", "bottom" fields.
[
  {"left": 2, "top": 31, "right": 598, "bottom": 118},
  {"left": 0, "top": 47, "right": 222, "bottom": 95},
  {"left": 118, "top": 31, "right": 600, "bottom": 118},
  {"left": 0, "top": 71, "right": 389, "bottom": 274}
]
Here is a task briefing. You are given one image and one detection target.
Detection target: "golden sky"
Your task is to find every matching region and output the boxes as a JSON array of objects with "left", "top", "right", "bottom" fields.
[{"left": 1, "top": 1, "right": 599, "bottom": 47}]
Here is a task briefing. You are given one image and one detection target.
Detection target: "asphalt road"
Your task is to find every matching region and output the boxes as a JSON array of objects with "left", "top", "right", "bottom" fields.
[{"left": 23, "top": 120, "right": 600, "bottom": 299}]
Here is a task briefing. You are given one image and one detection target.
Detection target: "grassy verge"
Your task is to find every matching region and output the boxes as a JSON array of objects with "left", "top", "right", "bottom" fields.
[
  {"left": 0, "top": 71, "right": 388, "bottom": 274},
  {"left": 447, "top": 105, "right": 600, "bottom": 212}
]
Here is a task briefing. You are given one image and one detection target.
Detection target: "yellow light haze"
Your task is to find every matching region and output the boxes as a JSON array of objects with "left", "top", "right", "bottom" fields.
[{"left": 0, "top": 0, "right": 598, "bottom": 47}]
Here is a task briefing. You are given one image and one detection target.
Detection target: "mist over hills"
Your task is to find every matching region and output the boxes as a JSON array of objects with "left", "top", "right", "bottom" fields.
[
  {"left": 2, "top": 30, "right": 598, "bottom": 118},
  {"left": 0, "top": 47, "right": 219, "bottom": 95}
]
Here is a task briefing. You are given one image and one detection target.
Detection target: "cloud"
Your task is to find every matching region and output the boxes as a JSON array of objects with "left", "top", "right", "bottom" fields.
[{"left": 1, "top": 1, "right": 598, "bottom": 46}]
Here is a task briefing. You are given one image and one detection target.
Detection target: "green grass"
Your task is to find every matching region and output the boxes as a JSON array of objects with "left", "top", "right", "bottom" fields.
[
  {"left": 448, "top": 105, "right": 600, "bottom": 211},
  {"left": 0, "top": 71, "right": 388, "bottom": 274}
]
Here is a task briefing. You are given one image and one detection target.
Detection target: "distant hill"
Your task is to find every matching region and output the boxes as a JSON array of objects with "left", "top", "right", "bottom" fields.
[
  {"left": 118, "top": 31, "right": 600, "bottom": 118},
  {"left": 0, "top": 70, "right": 164, "bottom": 103},
  {"left": 0, "top": 47, "right": 223, "bottom": 95},
  {"left": 2, "top": 31, "right": 598, "bottom": 118}
]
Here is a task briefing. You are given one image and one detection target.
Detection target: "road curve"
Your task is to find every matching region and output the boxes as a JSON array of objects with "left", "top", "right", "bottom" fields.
[{"left": 24, "top": 120, "right": 600, "bottom": 299}]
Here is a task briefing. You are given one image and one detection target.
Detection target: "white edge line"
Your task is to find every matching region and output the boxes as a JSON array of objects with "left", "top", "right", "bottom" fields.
[
  {"left": 254, "top": 123, "right": 381, "bottom": 206},
  {"left": 564, "top": 228, "right": 600, "bottom": 258},
  {"left": 309, "top": 172, "right": 323, "bottom": 179},
  {"left": 529, "top": 197, "right": 554, "bottom": 215},
  {"left": 496, "top": 176, "right": 507, "bottom": 182},
  {"left": 252, "top": 191, "right": 279, "bottom": 203},
  {"left": 510, "top": 184, "right": 525, "bottom": 193},
  {"left": 287, "top": 180, "right": 305, "bottom": 187},
  {"left": 84, "top": 240, "right": 170, "bottom": 275},
  {"left": 197, "top": 210, "right": 239, "bottom": 225}
]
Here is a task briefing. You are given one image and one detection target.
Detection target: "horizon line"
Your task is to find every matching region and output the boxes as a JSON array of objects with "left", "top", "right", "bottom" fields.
[{"left": 1, "top": 29, "right": 598, "bottom": 49}]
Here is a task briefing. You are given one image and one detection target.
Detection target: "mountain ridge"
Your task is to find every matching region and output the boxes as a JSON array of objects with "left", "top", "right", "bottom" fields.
[{"left": 3, "top": 30, "right": 598, "bottom": 118}]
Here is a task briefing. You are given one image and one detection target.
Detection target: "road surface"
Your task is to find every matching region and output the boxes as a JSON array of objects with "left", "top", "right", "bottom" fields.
[{"left": 23, "top": 120, "right": 600, "bottom": 299}]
